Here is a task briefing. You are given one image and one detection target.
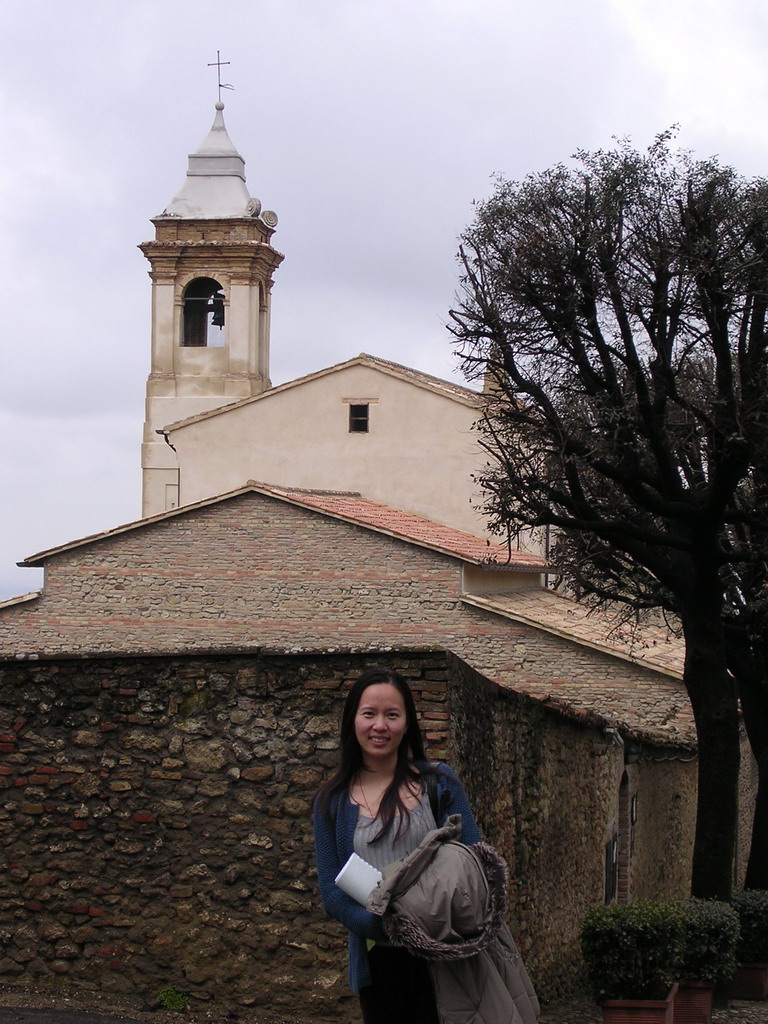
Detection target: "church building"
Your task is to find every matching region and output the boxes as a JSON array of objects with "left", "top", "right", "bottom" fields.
[{"left": 139, "top": 102, "right": 490, "bottom": 539}]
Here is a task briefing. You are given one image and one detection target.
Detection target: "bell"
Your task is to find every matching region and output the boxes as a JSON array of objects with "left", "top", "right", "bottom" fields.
[{"left": 210, "top": 298, "right": 225, "bottom": 328}]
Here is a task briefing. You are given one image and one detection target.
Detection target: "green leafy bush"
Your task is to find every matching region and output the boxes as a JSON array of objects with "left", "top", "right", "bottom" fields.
[
  {"left": 581, "top": 900, "right": 684, "bottom": 1001},
  {"left": 730, "top": 890, "right": 768, "bottom": 963},
  {"left": 679, "top": 898, "right": 740, "bottom": 984},
  {"left": 157, "top": 986, "right": 188, "bottom": 1012}
]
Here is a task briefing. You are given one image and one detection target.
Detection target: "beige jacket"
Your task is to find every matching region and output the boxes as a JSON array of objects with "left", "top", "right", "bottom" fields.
[{"left": 367, "top": 815, "right": 539, "bottom": 1024}]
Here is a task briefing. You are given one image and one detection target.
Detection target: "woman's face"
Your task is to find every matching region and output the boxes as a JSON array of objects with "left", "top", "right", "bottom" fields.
[{"left": 354, "top": 683, "right": 408, "bottom": 764}]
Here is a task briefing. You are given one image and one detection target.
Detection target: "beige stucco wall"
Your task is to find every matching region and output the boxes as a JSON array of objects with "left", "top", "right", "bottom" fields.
[
  {"left": 165, "top": 363, "right": 494, "bottom": 538},
  {"left": 140, "top": 214, "right": 282, "bottom": 519}
]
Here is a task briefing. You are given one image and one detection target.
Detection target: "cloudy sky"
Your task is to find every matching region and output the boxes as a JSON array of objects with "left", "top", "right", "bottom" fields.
[{"left": 1, "top": 0, "right": 767, "bottom": 600}]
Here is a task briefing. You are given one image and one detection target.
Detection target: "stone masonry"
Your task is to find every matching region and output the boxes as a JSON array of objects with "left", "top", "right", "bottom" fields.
[
  {"left": 0, "top": 490, "right": 702, "bottom": 755},
  {"left": 0, "top": 648, "right": 699, "bottom": 1016},
  {"left": 0, "top": 651, "right": 450, "bottom": 1020},
  {"left": 0, "top": 488, "right": 734, "bottom": 1012}
]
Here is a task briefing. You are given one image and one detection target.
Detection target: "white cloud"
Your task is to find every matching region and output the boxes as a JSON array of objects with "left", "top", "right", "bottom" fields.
[{"left": 606, "top": 0, "right": 768, "bottom": 163}]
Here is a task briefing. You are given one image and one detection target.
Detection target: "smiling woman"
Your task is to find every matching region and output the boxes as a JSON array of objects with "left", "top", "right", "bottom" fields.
[
  {"left": 352, "top": 682, "right": 409, "bottom": 774},
  {"left": 312, "top": 668, "right": 482, "bottom": 1024}
]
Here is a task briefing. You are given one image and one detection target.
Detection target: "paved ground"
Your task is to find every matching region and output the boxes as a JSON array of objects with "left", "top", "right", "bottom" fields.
[
  {"left": 0, "top": 986, "right": 766, "bottom": 1023},
  {"left": 0, "top": 985, "right": 301, "bottom": 1024},
  {"left": 0, "top": 1014, "right": 144, "bottom": 1024}
]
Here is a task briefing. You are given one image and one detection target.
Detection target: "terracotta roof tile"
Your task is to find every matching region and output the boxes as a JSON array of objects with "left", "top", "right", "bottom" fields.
[
  {"left": 274, "top": 489, "right": 545, "bottom": 571},
  {"left": 450, "top": 593, "right": 693, "bottom": 747},
  {"left": 458, "top": 589, "right": 695, "bottom": 746}
]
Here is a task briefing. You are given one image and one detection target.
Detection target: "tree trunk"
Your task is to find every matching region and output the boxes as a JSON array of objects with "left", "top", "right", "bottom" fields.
[
  {"left": 682, "top": 596, "right": 741, "bottom": 899},
  {"left": 739, "top": 677, "right": 768, "bottom": 889},
  {"left": 723, "top": 624, "right": 768, "bottom": 889}
]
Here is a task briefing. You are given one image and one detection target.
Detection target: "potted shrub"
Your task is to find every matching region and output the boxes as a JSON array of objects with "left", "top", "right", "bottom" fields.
[
  {"left": 582, "top": 900, "right": 684, "bottom": 1023},
  {"left": 729, "top": 889, "right": 768, "bottom": 1000},
  {"left": 674, "top": 898, "right": 740, "bottom": 1024}
]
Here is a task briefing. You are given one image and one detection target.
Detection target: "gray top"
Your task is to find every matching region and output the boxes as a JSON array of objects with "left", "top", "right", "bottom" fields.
[
  {"left": 353, "top": 790, "right": 437, "bottom": 871},
  {"left": 161, "top": 102, "right": 276, "bottom": 225}
]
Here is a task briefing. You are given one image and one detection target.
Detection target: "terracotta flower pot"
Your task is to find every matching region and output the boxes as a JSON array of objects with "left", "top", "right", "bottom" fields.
[
  {"left": 728, "top": 963, "right": 768, "bottom": 1000},
  {"left": 602, "top": 983, "right": 678, "bottom": 1024},
  {"left": 672, "top": 981, "right": 713, "bottom": 1024}
]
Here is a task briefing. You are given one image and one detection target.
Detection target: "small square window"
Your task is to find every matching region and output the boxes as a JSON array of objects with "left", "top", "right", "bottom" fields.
[{"left": 349, "top": 404, "right": 369, "bottom": 433}]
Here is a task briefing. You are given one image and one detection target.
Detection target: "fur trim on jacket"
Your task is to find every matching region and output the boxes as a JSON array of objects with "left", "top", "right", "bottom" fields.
[{"left": 367, "top": 815, "right": 508, "bottom": 960}]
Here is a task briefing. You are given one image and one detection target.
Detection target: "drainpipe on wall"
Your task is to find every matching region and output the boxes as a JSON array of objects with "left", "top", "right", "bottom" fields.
[{"left": 156, "top": 429, "right": 180, "bottom": 509}]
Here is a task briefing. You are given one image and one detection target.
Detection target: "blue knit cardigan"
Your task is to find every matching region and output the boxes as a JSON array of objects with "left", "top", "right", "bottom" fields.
[{"left": 312, "top": 763, "right": 482, "bottom": 992}]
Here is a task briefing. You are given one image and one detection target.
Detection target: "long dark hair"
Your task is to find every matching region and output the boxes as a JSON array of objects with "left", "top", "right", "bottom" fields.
[{"left": 315, "top": 668, "right": 438, "bottom": 841}]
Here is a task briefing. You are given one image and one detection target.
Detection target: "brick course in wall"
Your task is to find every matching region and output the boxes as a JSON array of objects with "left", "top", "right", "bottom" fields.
[
  {"left": 2, "top": 493, "right": 473, "bottom": 652},
  {"left": 1, "top": 492, "right": 695, "bottom": 747}
]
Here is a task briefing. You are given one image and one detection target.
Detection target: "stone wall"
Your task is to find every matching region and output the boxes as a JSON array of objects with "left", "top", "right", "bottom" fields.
[
  {"left": 0, "top": 647, "right": 701, "bottom": 1016},
  {"left": 0, "top": 650, "right": 453, "bottom": 1020},
  {"left": 1, "top": 490, "right": 697, "bottom": 759},
  {"left": 0, "top": 492, "right": 477, "bottom": 656},
  {"left": 624, "top": 755, "right": 697, "bottom": 898},
  {"left": 445, "top": 656, "right": 697, "bottom": 1001}
]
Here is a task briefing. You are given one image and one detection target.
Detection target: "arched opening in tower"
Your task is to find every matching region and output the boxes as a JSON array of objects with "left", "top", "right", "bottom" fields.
[{"left": 182, "top": 277, "right": 226, "bottom": 347}]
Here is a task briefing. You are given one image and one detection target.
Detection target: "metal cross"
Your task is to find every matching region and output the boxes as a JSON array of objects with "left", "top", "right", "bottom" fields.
[{"left": 208, "top": 51, "right": 234, "bottom": 101}]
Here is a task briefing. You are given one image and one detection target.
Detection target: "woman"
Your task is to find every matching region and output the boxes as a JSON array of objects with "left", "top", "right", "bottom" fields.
[{"left": 312, "top": 667, "right": 481, "bottom": 1024}]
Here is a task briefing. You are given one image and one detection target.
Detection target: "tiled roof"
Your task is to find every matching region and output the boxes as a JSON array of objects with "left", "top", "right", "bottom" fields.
[
  {"left": 19, "top": 482, "right": 545, "bottom": 574},
  {"left": 459, "top": 590, "right": 693, "bottom": 746},
  {"left": 273, "top": 487, "right": 544, "bottom": 571},
  {"left": 463, "top": 589, "right": 684, "bottom": 678},
  {"left": 506, "top": 662, "right": 694, "bottom": 748}
]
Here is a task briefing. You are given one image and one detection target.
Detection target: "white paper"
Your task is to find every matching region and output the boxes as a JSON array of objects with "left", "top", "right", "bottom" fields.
[{"left": 335, "top": 852, "right": 382, "bottom": 906}]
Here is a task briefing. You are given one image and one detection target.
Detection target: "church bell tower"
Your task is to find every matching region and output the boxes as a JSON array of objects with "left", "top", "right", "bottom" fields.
[{"left": 140, "top": 101, "right": 283, "bottom": 516}]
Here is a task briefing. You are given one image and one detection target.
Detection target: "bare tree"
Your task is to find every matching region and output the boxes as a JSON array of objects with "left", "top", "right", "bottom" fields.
[{"left": 450, "top": 135, "right": 768, "bottom": 898}]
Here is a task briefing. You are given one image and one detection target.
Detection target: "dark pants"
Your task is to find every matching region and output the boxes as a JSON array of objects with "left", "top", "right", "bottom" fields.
[{"left": 358, "top": 946, "right": 440, "bottom": 1024}]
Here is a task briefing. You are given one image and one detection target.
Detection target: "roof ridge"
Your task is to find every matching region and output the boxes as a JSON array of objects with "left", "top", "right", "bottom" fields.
[
  {"left": 18, "top": 482, "right": 545, "bottom": 574},
  {"left": 356, "top": 352, "right": 480, "bottom": 398},
  {"left": 279, "top": 489, "right": 545, "bottom": 571},
  {"left": 163, "top": 352, "right": 482, "bottom": 432}
]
